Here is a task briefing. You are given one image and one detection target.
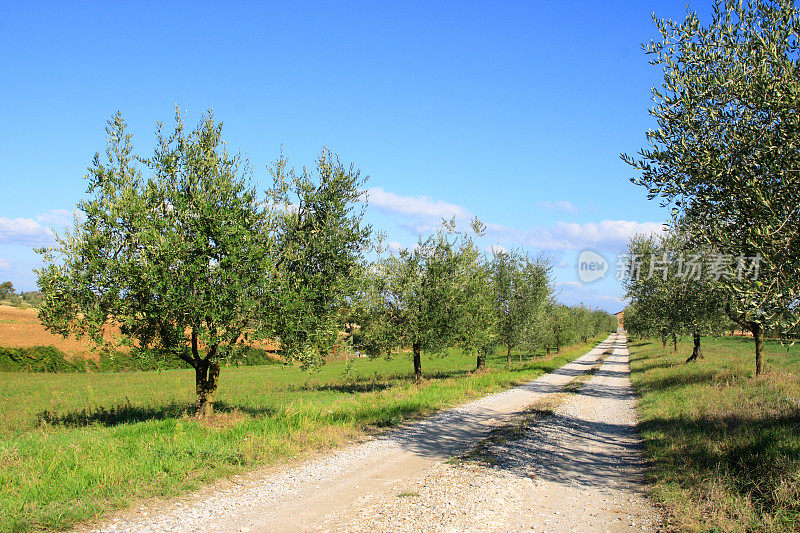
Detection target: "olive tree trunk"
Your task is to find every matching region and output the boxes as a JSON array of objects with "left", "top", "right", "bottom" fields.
[
  {"left": 412, "top": 342, "right": 422, "bottom": 381},
  {"left": 685, "top": 332, "right": 702, "bottom": 363},
  {"left": 190, "top": 330, "right": 220, "bottom": 418},
  {"left": 751, "top": 322, "right": 764, "bottom": 375},
  {"left": 195, "top": 360, "right": 220, "bottom": 417},
  {"left": 475, "top": 352, "right": 486, "bottom": 372},
  {"left": 724, "top": 305, "right": 765, "bottom": 376}
]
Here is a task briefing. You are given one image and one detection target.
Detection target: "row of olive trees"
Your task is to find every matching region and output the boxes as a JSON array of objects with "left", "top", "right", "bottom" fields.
[
  {"left": 37, "top": 109, "right": 616, "bottom": 416},
  {"left": 350, "top": 219, "right": 616, "bottom": 379},
  {"left": 621, "top": 231, "right": 732, "bottom": 363},
  {"left": 623, "top": 0, "right": 800, "bottom": 374}
]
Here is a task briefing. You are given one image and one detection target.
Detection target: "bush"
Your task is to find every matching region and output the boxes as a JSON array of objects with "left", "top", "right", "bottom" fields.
[
  {"left": 0, "top": 346, "right": 86, "bottom": 372},
  {"left": 0, "top": 345, "right": 282, "bottom": 373}
]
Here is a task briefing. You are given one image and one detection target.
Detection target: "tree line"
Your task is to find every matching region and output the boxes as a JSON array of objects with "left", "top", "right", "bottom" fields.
[
  {"left": 622, "top": 0, "right": 800, "bottom": 374},
  {"left": 351, "top": 220, "right": 615, "bottom": 379},
  {"left": 34, "top": 110, "right": 616, "bottom": 417},
  {"left": 0, "top": 282, "right": 43, "bottom": 307}
]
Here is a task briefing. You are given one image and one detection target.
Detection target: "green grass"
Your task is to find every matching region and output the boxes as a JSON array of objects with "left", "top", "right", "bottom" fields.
[
  {"left": 628, "top": 335, "right": 800, "bottom": 532},
  {"left": 0, "top": 336, "right": 606, "bottom": 532}
]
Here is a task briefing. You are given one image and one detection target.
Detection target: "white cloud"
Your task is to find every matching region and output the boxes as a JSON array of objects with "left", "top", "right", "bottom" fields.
[
  {"left": 366, "top": 187, "right": 664, "bottom": 252},
  {"left": 367, "top": 187, "right": 472, "bottom": 220},
  {"left": 0, "top": 208, "right": 76, "bottom": 246},
  {"left": 487, "top": 244, "right": 507, "bottom": 255},
  {"left": 0, "top": 217, "right": 55, "bottom": 245},
  {"left": 552, "top": 220, "right": 665, "bottom": 248},
  {"left": 0, "top": 258, "right": 10, "bottom": 271},
  {"left": 485, "top": 219, "right": 665, "bottom": 251},
  {"left": 387, "top": 241, "right": 403, "bottom": 252},
  {"left": 35, "top": 209, "right": 74, "bottom": 227},
  {"left": 538, "top": 200, "right": 578, "bottom": 214}
]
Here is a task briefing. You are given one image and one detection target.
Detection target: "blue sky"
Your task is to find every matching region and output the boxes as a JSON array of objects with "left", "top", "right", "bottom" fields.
[{"left": 0, "top": 1, "right": 710, "bottom": 310}]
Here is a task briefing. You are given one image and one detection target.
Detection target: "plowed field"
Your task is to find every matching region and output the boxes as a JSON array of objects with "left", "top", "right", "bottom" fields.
[{"left": 0, "top": 305, "right": 97, "bottom": 354}]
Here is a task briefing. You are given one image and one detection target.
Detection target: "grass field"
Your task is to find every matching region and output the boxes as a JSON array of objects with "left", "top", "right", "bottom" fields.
[
  {"left": 0, "top": 335, "right": 606, "bottom": 532},
  {"left": 628, "top": 335, "right": 800, "bottom": 531}
]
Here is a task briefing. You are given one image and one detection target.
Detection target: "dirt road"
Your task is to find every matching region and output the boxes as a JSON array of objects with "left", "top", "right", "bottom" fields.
[{"left": 87, "top": 334, "right": 660, "bottom": 532}]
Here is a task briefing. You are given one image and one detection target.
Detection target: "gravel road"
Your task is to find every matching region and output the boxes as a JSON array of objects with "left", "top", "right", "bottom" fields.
[{"left": 84, "top": 333, "right": 661, "bottom": 533}]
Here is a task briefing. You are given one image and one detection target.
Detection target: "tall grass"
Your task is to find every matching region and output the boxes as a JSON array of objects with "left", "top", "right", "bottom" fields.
[
  {"left": 628, "top": 335, "right": 800, "bottom": 531},
  {"left": 0, "top": 337, "right": 604, "bottom": 532}
]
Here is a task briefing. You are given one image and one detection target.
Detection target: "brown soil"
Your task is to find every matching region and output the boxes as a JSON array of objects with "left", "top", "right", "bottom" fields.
[
  {"left": 0, "top": 305, "right": 99, "bottom": 355},
  {"left": 0, "top": 305, "right": 281, "bottom": 357}
]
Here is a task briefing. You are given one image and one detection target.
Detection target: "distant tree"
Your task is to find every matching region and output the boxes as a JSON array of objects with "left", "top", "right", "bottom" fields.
[
  {"left": 623, "top": 0, "right": 800, "bottom": 373},
  {"left": 548, "top": 304, "right": 575, "bottom": 354},
  {"left": 455, "top": 223, "right": 496, "bottom": 372},
  {"left": 490, "top": 250, "right": 552, "bottom": 367},
  {"left": 592, "top": 308, "right": 618, "bottom": 336},
  {"left": 621, "top": 303, "right": 648, "bottom": 340},
  {"left": 622, "top": 232, "right": 728, "bottom": 362},
  {"left": 521, "top": 307, "right": 548, "bottom": 356},
  {"left": 573, "top": 305, "right": 595, "bottom": 343},
  {"left": 0, "top": 281, "right": 14, "bottom": 301},
  {"left": 19, "top": 291, "right": 44, "bottom": 308}
]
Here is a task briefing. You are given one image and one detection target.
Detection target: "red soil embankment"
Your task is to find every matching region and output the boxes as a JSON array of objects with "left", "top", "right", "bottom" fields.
[
  {"left": 0, "top": 305, "right": 281, "bottom": 356},
  {"left": 0, "top": 305, "right": 100, "bottom": 355}
]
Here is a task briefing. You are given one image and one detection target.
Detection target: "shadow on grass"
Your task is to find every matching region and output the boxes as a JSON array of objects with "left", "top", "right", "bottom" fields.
[
  {"left": 37, "top": 401, "right": 192, "bottom": 428},
  {"left": 630, "top": 338, "right": 800, "bottom": 527},
  {"left": 423, "top": 368, "right": 471, "bottom": 380},
  {"left": 35, "top": 401, "right": 284, "bottom": 428},
  {"left": 640, "top": 411, "right": 800, "bottom": 524},
  {"left": 630, "top": 356, "right": 682, "bottom": 374},
  {"left": 287, "top": 381, "right": 393, "bottom": 394},
  {"left": 635, "top": 370, "right": 718, "bottom": 392},
  {"left": 34, "top": 340, "right": 599, "bottom": 431}
]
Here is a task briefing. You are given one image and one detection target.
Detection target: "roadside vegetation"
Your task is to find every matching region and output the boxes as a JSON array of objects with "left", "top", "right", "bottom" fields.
[
  {"left": 26, "top": 109, "right": 615, "bottom": 420},
  {"left": 0, "top": 336, "right": 605, "bottom": 532},
  {"left": 629, "top": 335, "right": 800, "bottom": 531},
  {"left": 623, "top": 0, "right": 800, "bottom": 372}
]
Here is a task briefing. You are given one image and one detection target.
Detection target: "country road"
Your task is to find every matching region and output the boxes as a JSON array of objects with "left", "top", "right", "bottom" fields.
[{"left": 84, "top": 334, "right": 661, "bottom": 533}]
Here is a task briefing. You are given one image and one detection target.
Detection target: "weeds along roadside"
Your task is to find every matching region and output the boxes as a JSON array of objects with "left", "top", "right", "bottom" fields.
[{"left": 628, "top": 335, "right": 800, "bottom": 532}]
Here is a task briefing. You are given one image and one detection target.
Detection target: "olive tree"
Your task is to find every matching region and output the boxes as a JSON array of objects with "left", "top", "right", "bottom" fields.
[
  {"left": 36, "top": 111, "right": 370, "bottom": 416},
  {"left": 490, "top": 250, "right": 552, "bottom": 367},
  {"left": 456, "top": 226, "right": 497, "bottom": 372},
  {"left": 356, "top": 219, "right": 477, "bottom": 380},
  {"left": 37, "top": 111, "right": 277, "bottom": 416},
  {"left": 267, "top": 150, "right": 371, "bottom": 367},
  {"left": 622, "top": 232, "right": 728, "bottom": 362}
]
